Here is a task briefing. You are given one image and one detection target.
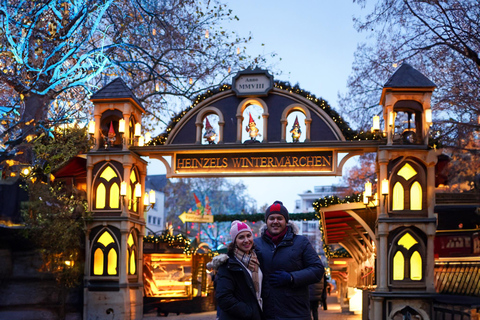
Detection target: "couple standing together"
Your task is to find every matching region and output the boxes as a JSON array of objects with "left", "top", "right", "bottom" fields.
[{"left": 207, "top": 201, "right": 325, "bottom": 320}]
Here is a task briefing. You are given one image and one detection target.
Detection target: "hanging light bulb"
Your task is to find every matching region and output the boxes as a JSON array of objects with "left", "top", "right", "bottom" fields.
[
  {"left": 205, "top": 29, "right": 209, "bottom": 39},
  {"left": 134, "top": 184, "right": 142, "bottom": 198},
  {"left": 120, "top": 181, "right": 127, "bottom": 196},
  {"left": 388, "top": 112, "right": 395, "bottom": 127},
  {"left": 425, "top": 109, "right": 432, "bottom": 125},
  {"left": 189, "top": 78, "right": 193, "bottom": 85},
  {"left": 143, "top": 193, "right": 150, "bottom": 206},
  {"left": 134, "top": 123, "right": 141, "bottom": 137},
  {"left": 372, "top": 116, "right": 380, "bottom": 131},
  {"left": 155, "top": 83, "right": 160, "bottom": 92},
  {"left": 364, "top": 181, "right": 372, "bottom": 198},
  {"left": 237, "top": 47, "right": 240, "bottom": 55},
  {"left": 118, "top": 119, "right": 125, "bottom": 133},
  {"left": 381, "top": 179, "right": 389, "bottom": 195},
  {"left": 149, "top": 190, "right": 156, "bottom": 204},
  {"left": 88, "top": 120, "right": 95, "bottom": 135}
]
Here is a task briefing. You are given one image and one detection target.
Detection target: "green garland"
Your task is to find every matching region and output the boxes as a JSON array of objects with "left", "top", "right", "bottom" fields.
[
  {"left": 144, "top": 230, "right": 193, "bottom": 254},
  {"left": 148, "top": 82, "right": 383, "bottom": 146},
  {"left": 312, "top": 193, "right": 363, "bottom": 212},
  {"left": 213, "top": 212, "right": 318, "bottom": 222}
]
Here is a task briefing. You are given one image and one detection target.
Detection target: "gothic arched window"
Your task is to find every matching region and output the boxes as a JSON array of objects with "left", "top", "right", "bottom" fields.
[
  {"left": 94, "top": 165, "right": 120, "bottom": 210},
  {"left": 389, "top": 160, "right": 426, "bottom": 214},
  {"left": 92, "top": 229, "right": 118, "bottom": 276},
  {"left": 389, "top": 229, "right": 425, "bottom": 288}
]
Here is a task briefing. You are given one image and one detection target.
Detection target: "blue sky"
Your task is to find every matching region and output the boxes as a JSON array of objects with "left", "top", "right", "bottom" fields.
[{"left": 148, "top": 1, "right": 371, "bottom": 211}]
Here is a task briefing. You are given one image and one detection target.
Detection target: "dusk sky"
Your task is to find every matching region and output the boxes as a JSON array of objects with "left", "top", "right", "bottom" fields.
[{"left": 148, "top": 1, "right": 372, "bottom": 211}]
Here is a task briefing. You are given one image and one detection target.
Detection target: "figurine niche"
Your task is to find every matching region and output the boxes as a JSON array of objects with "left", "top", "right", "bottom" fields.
[
  {"left": 203, "top": 117, "right": 217, "bottom": 144},
  {"left": 102, "top": 121, "right": 117, "bottom": 149},
  {"left": 245, "top": 113, "right": 261, "bottom": 143},
  {"left": 290, "top": 116, "right": 302, "bottom": 142}
]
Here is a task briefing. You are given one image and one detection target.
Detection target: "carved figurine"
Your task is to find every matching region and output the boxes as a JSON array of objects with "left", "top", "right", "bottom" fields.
[
  {"left": 245, "top": 113, "right": 260, "bottom": 141},
  {"left": 203, "top": 117, "right": 217, "bottom": 144},
  {"left": 102, "top": 121, "right": 116, "bottom": 149},
  {"left": 290, "top": 116, "right": 302, "bottom": 142}
]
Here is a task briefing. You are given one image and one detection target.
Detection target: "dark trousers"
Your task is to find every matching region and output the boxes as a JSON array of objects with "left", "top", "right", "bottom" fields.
[{"left": 310, "top": 300, "right": 319, "bottom": 320}]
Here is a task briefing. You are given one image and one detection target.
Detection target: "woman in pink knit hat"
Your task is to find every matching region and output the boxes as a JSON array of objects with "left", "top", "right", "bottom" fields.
[{"left": 207, "top": 220, "right": 263, "bottom": 320}]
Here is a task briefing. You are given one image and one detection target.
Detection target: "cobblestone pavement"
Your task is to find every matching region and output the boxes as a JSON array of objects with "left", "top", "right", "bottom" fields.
[{"left": 144, "top": 292, "right": 362, "bottom": 320}]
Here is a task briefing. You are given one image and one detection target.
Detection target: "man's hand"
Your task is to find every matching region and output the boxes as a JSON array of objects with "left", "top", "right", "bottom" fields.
[{"left": 270, "top": 271, "right": 292, "bottom": 287}]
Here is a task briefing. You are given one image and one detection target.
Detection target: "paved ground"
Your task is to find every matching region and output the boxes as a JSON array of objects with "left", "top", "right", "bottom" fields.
[{"left": 144, "top": 291, "right": 362, "bottom": 319}]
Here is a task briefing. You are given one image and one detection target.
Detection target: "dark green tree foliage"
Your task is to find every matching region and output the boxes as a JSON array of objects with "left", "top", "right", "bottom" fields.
[{"left": 20, "top": 127, "right": 92, "bottom": 288}]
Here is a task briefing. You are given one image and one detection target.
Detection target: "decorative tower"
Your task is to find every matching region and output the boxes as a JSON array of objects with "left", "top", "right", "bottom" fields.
[
  {"left": 372, "top": 63, "right": 438, "bottom": 319},
  {"left": 84, "top": 78, "right": 148, "bottom": 320}
]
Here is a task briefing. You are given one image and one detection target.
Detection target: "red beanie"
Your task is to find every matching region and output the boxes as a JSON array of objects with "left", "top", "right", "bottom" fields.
[{"left": 265, "top": 201, "right": 289, "bottom": 222}]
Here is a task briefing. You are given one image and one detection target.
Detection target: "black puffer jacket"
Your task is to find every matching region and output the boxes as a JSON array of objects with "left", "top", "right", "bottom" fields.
[
  {"left": 309, "top": 278, "right": 325, "bottom": 302},
  {"left": 213, "top": 253, "right": 263, "bottom": 320},
  {"left": 254, "top": 223, "right": 324, "bottom": 320}
]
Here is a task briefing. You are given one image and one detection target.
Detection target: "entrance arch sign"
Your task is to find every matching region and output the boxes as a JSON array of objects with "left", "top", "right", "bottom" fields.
[
  {"left": 83, "top": 63, "right": 447, "bottom": 319},
  {"left": 136, "top": 68, "right": 381, "bottom": 178}
]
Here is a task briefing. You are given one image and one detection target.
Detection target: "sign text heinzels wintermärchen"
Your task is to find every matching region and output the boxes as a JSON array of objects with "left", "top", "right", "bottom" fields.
[{"left": 174, "top": 151, "right": 334, "bottom": 176}]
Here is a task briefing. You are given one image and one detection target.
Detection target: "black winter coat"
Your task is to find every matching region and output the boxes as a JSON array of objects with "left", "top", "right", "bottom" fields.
[
  {"left": 254, "top": 223, "right": 324, "bottom": 320},
  {"left": 309, "top": 277, "right": 325, "bottom": 302},
  {"left": 215, "top": 253, "right": 263, "bottom": 320}
]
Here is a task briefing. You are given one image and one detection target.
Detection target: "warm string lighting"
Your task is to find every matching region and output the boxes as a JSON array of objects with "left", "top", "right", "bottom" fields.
[
  {"left": 149, "top": 81, "right": 377, "bottom": 146},
  {"left": 88, "top": 120, "right": 95, "bottom": 135},
  {"left": 144, "top": 231, "right": 192, "bottom": 254},
  {"left": 425, "top": 109, "right": 432, "bottom": 126}
]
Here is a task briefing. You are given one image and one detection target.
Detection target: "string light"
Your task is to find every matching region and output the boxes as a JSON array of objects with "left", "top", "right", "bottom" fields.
[{"left": 148, "top": 81, "right": 380, "bottom": 146}]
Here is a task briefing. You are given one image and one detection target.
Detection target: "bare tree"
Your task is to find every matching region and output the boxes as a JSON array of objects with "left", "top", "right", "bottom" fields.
[
  {"left": 0, "top": 0, "right": 268, "bottom": 160},
  {"left": 341, "top": 0, "right": 480, "bottom": 147}
]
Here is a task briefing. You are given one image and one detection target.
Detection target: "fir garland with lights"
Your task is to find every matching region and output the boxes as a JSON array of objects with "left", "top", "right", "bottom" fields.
[
  {"left": 213, "top": 212, "right": 318, "bottom": 222},
  {"left": 312, "top": 193, "right": 363, "bottom": 212},
  {"left": 147, "top": 82, "right": 383, "bottom": 146},
  {"left": 313, "top": 194, "right": 363, "bottom": 259},
  {"left": 144, "top": 230, "right": 193, "bottom": 254}
]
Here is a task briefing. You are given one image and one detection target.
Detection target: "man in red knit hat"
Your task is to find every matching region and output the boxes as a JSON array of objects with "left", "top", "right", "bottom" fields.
[{"left": 254, "top": 201, "right": 324, "bottom": 320}]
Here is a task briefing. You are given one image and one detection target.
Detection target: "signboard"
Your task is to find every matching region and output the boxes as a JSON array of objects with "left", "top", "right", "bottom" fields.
[
  {"left": 178, "top": 212, "right": 214, "bottom": 223},
  {"left": 173, "top": 150, "right": 335, "bottom": 177},
  {"left": 232, "top": 68, "right": 274, "bottom": 97}
]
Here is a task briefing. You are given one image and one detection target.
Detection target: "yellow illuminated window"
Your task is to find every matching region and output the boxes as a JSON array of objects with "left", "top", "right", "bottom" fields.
[
  {"left": 129, "top": 249, "right": 136, "bottom": 275},
  {"left": 397, "top": 163, "right": 417, "bottom": 181},
  {"left": 95, "top": 165, "right": 121, "bottom": 210},
  {"left": 130, "top": 170, "right": 137, "bottom": 183},
  {"left": 128, "top": 233, "right": 134, "bottom": 246},
  {"left": 96, "top": 183, "right": 106, "bottom": 209},
  {"left": 410, "top": 251, "right": 422, "bottom": 280},
  {"left": 393, "top": 251, "right": 404, "bottom": 280},
  {"left": 107, "top": 248, "right": 117, "bottom": 275},
  {"left": 398, "top": 233, "right": 418, "bottom": 250},
  {"left": 127, "top": 233, "right": 136, "bottom": 275},
  {"left": 92, "top": 231, "right": 118, "bottom": 276},
  {"left": 110, "top": 183, "right": 120, "bottom": 209},
  {"left": 392, "top": 182, "right": 404, "bottom": 210},
  {"left": 410, "top": 181, "right": 422, "bottom": 210},
  {"left": 93, "top": 248, "right": 104, "bottom": 275},
  {"left": 100, "top": 166, "right": 118, "bottom": 181},
  {"left": 98, "top": 231, "right": 115, "bottom": 246}
]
